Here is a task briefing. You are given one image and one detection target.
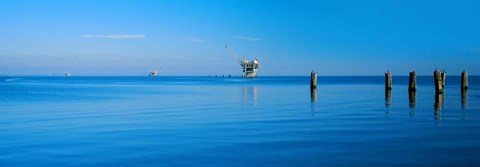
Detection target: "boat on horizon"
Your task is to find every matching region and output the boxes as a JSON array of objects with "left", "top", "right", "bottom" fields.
[{"left": 149, "top": 70, "right": 158, "bottom": 76}]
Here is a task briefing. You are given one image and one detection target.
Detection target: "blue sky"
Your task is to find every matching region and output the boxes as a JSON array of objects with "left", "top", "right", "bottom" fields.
[{"left": 0, "top": 0, "right": 479, "bottom": 76}]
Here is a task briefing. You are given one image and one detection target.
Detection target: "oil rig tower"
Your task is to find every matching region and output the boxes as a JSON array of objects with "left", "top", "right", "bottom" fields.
[{"left": 225, "top": 45, "right": 260, "bottom": 78}]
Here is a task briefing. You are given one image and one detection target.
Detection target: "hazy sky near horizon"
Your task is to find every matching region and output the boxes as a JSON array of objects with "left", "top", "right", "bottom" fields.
[{"left": 1, "top": 0, "right": 479, "bottom": 76}]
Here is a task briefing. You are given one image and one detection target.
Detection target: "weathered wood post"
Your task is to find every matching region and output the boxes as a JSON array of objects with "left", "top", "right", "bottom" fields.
[
  {"left": 310, "top": 70, "right": 317, "bottom": 103},
  {"left": 385, "top": 70, "right": 392, "bottom": 109},
  {"left": 408, "top": 70, "right": 417, "bottom": 92},
  {"left": 441, "top": 70, "right": 446, "bottom": 90},
  {"left": 461, "top": 70, "right": 468, "bottom": 90},
  {"left": 434, "top": 69, "right": 439, "bottom": 92},
  {"left": 434, "top": 69, "right": 445, "bottom": 93},
  {"left": 408, "top": 69, "right": 417, "bottom": 110},
  {"left": 434, "top": 68, "right": 446, "bottom": 119},
  {"left": 310, "top": 70, "right": 317, "bottom": 89},
  {"left": 461, "top": 70, "right": 468, "bottom": 110},
  {"left": 385, "top": 70, "right": 392, "bottom": 91}
]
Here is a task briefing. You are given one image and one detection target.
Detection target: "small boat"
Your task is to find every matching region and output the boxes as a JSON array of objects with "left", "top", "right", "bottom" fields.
[
  {"left": 149, "top": 70, "right": 158, "bottom": 76},
  {"left": 65, "top": 72, "right": 71, "bottom": 76}
]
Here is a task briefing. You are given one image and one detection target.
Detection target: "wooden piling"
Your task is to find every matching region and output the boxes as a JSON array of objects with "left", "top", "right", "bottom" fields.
[
  {"left": 441, "top": 70, "right": 446, "bottom": 90},
  {"left": 434, "top": 69, "right": 446, "bottom": 93},
  {"left": 407, "top": 69, "right": 417, "bottom": 111},
  {"left": 310, "top": 70, "right": 317, "bottom": 103},
  {"left": 310, "top": 70, "right": 317, "bottom": 89},
  {"left": 385, "top": 70, "right": 392, "bottom": 91},
  {"left": 434, "top": 69, "right": 440, "bottom": 93},
  {"left": 385, "top": 70, "right": 392, "bottom": 109},
  {"left": 461, "top": 70, "right": 468, "bottom": 90},
  {"left": 461, "top": 70, "right": 468, "bottom": 110},
  {"left": 408, "top": 70, "right": 417, "bottom": 92}
]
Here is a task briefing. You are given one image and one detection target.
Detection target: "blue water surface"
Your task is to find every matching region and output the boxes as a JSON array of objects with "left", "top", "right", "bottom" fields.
[{"left": 1, "top": 76, "right": 479, "bottom": 166}]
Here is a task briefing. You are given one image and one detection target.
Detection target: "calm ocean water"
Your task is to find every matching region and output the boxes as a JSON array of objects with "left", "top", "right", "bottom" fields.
[{"left": 1, "top": 76, "right": 480, "bottom": 166}]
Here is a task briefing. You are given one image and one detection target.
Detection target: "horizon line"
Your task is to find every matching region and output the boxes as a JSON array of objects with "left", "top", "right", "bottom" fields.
[{"left": 0, "top": 75, "right": 478, "bottom": 77}]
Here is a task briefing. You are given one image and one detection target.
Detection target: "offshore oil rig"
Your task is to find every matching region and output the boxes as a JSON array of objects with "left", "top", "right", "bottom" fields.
[{"left": 225, "top": 45, "right": 260, "bottom": 78}]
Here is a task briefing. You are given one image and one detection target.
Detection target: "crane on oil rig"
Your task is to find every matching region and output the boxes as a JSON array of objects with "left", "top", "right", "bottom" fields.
[{"left": 225, "top": 45, "right": 260, "bottom": 78}]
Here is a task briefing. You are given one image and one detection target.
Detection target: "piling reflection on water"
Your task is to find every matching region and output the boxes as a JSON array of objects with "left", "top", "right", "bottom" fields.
[
  {"left": 462, "top": 89, "right": 468, "bottom": 110},
  {"left": 434, "top": 92, "right": 444, "bottom": 120},
  {"left": 409, "top": 91, "right": 416, "bottom": 118},
  {"left": 243, "top": 86, "right": 258, "bottom": 105},
  {"left": 310, "top": 88, "right": 317, "bottom": 113},
  {"left": 310, "top": 88, "right": 317, "bottom": 103},
  {"left": 385, "top": 89, "right": 392, "bottom": 114},
  {"left": 385, "top": 89, "right": 391, "bottom": 107},
  {"left": 409, "top": 91, "right": 416, "bottom": 109}
]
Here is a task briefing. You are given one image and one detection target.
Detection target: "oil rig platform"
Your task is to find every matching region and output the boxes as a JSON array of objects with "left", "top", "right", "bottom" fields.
[{"left": 225, "top": 45, "right": 260, "bottom": 78}]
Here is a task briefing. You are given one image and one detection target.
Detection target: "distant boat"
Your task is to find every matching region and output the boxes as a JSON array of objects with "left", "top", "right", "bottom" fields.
[
  {"left": 149, "top": 67, "right": 161, "bottom": 76},
  {"left": 65, "top": 72, "right": 71, "bottom": 76},
  {"left": 149, "top": 70, "right": 158, "bottom": 76}
]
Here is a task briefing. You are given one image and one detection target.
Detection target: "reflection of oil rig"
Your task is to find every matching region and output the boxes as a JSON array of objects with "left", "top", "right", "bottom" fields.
[
  {"left": 243, "top": 86, "right": 259, "bottom": 105},
  {"left": 225, "top": 45, "right": 260, "bottom": 78}
]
